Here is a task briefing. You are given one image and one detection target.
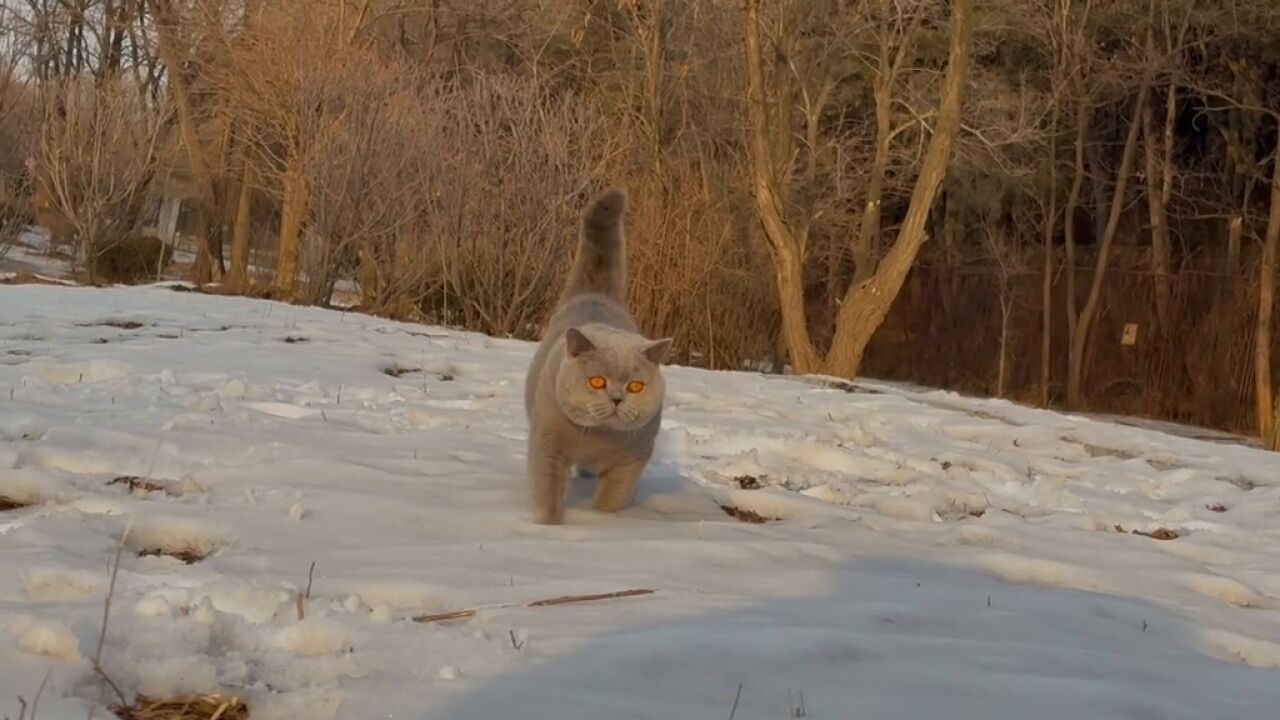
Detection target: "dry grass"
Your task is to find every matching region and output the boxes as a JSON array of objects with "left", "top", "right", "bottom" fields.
[
  {"left": 380, "top": 364, "right": 418, "bottom": 378},
  {"left": 111, "top": 694, "right": 248, "bottom": 720},
  {"left": 1114, "top": 525, "right": 1182, "bottom": 541},
  {"left": 81, "top": 319, "right": 145, "bottom": 330},
  {"left": 1132, "top": 528, "right": 1181, "bottom": 541},
  {"left": 137, "top": 547, "right": 208, "bottom": 564},
  {"left": 719, "top": 505, "right": 778, "bottom": 524},
  {"left": 107, "top": 476, "right": 167, "bottom": 494}
]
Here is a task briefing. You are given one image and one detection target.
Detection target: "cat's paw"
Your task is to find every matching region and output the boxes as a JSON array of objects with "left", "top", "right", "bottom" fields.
[
  {"left": 532, "top": 508, "right": 565, "bottom": 525},
  {"left": 591, "top": 496, "right": 631, "bottom": 513}
]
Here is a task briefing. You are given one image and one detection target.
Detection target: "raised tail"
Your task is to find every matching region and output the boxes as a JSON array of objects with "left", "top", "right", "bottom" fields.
[{"left": 560, "top": 188, "right": 627, "bottom": 303}]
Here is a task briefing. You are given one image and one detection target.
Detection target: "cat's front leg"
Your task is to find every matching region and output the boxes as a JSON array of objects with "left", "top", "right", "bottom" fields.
[
  {"left": 528, "top": 430, "right": 571, "bottom": 524},
  {"left": 593, "top": 457, "right": 647, "bottom": 513}
]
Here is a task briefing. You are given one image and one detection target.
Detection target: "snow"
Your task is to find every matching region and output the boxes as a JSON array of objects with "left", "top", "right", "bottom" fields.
[
  {"left": 1, "top": 283, "right": 1279, "bottom": 719},
  {"left": 0, "top": 228, "right": 73, "bottom": 283}
]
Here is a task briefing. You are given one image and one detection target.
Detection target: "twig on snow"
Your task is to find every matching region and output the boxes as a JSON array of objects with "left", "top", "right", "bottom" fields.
[
  {"left": 527, "top": 588, "right": 655, "bottom": 607},
  {"left": 728, "top": 683, "right": 743, "bottom": 720},
  {"left": 93, "top": 523, "right": 132, "bottom": 710},
  {"left": 296, "top": 561, "right": 317, "bottom": 621},
  {"left": 412, "top": 588, "right": 656, "bottom": 624}
]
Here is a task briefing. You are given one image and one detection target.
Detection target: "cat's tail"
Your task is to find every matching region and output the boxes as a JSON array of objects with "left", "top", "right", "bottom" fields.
[{"left": 561, "top": 188, "right": 627, "bottom": 303}]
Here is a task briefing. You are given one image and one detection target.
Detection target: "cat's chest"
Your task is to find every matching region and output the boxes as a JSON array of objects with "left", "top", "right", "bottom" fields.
[{"left": 562, "top": 425, "right": 651, "bottom": 467}]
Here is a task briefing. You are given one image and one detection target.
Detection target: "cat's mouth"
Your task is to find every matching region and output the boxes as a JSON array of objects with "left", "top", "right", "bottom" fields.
[{"left": 604, "top": 408, "right": 646, "bottom": 430}]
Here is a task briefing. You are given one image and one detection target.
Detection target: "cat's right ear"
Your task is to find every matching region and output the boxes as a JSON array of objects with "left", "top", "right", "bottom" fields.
[{"left": 565, "top": 327, "right": 595, "bottom": 357}]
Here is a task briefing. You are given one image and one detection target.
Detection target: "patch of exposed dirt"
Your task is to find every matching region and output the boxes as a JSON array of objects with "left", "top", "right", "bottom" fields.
[
  {"left": 0, "top": 495, "right": 34, "bottom": 511},
  {"left": 382, "top": 364, "right": 420, "bottom": 378}
]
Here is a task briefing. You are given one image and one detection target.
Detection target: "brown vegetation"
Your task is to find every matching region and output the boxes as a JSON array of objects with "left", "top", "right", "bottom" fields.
[
  {"left": 1, "top": 0, "right": 1280, "bottom": 440},
  {"left": 111, "top": 693, "right": 249, "bottom": 720},
  {"left": 92, "top": 235, "right": 173, "bottom": 284}
]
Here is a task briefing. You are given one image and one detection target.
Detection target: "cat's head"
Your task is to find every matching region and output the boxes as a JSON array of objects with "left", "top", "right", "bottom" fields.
[{"left": 555, "top": 326, "right": 671, "bottom": 431}]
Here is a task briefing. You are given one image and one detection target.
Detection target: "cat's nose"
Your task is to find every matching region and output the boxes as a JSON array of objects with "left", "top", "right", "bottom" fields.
[{"left": 611, "top": 397, "right": 623, "bottom": 406}]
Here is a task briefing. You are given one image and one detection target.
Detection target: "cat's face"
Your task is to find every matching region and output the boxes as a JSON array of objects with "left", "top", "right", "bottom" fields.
[{"left": 555, "top": 327, "right": 671, "bottom": 431}]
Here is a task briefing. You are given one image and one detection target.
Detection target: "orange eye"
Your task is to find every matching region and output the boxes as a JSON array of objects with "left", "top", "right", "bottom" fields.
[
  {"left": 627, "top": 380, "right": 646, "bottom": 394},
  {"left": 588, "top": 376, "right": 607, "bottom": 390}
]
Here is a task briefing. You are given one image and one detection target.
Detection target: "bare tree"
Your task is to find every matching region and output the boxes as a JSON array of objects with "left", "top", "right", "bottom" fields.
[
  {"left": 983, "top": 217, "right": 1023, "bottom": 398},
  {"left": 1141, "top": 1, "right": 1190, "bottom": 331},
  {"left": 148, "top": 0, "right": 224, "bottom": 285},
  {"left": 743, "top": 0, "right": 974, "bottom": 377},
  {"left": 1065, "top": 68, "right": 1152, "bottom": 409}
]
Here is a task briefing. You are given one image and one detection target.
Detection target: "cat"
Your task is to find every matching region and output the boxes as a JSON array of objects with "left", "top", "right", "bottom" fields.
[{"left": 523, "top": 188, "right": 671, "bottom": 525}]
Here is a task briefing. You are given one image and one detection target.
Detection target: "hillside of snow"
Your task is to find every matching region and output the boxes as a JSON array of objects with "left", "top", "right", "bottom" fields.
[{"left": 2, "top": 284, "right": 1280, "bottom": 719}]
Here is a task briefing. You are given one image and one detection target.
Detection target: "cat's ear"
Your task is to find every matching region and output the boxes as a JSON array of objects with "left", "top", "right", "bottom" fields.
[
  {"left": 565, "top": 327, "right": 596, "bottom": 357},
  {"left": 642, "top": 337, "right": 672, "bottom": 364}
]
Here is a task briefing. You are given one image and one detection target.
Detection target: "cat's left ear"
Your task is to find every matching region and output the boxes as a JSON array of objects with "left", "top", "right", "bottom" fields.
[
  {"left": 643, "top": 337, "right": 673, "bottom": 364},
  {"left": 565, "top": 327, "right": 596, "bottom": 357}
]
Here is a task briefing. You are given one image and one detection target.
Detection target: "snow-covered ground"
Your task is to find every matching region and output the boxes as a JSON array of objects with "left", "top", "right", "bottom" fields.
[
  {"left": 0, "top": 228, "right": 75, "bottom": 283},
  {"left": 2, "top": 284, "right": 1279, "bottom": 719}
]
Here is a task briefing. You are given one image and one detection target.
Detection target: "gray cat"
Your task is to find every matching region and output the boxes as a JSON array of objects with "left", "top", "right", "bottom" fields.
[{"left": 523, "top": 189, "right": 671, "bottom": 525}]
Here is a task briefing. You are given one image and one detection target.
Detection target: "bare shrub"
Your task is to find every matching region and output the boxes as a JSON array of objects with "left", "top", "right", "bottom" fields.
[
  {"left": 36, "top": 77, "right": 165, "bottom": 283},
  {"left": 294, "top": 54, "right": 439, "bottom": 312},
  {"left": 92, "top": 234, "right": 172, "bottom": 284},
  {"left": 412, "top": 74, "right": 620, "bottom": 336},
  {"left": 623, "top": 161, "right": 776, "bottom": 369}
]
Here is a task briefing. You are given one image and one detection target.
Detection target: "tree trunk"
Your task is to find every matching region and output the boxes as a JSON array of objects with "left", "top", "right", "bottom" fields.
[
  {"left": 997, "top": 287, "right": 1013, "bottom": 398},
  {"left": 273, "top": 139, "right": 306, "bottom": 297},
  {"left": 1067, "top": 77, "right": 1151, "bottom": 409},
  {"left": 741, "top": 0, "right": 817, "bottom": 374},
  {"left": 1041, "top": 102, "right": 1060, "bottom": 407},
  {"left": 1270, "top": 392, "right": 1280, "bottom": 452},
  {"left": 1227, "top": 215, "right": 1242, "bottom": 274},
  {"left": 188, "top": 208, "right": 214, "bottom": 285},
  {"left": 1063, "top": 101, "right": 1089, "bottom": 342},
  {"left": 822, "top": 0, "right": 973, "bottom": 377},
  {"left": 358, "top": 239, "right": 380, "bottom": 309},
  {"left": 852, "top": 28, "right": 893, "bottom": 285},
  {"left": 1143, "top": 88, "right": 1175, "bottom": 330},
  {"left": 1256, "top": 123, "right": 1280, "bottom": 440},
  {"left": 226, "top": 155, "right": 254, "bottom": 291},
  {"left": 149, "top": 0, "right": 221, "bottom": 286}
]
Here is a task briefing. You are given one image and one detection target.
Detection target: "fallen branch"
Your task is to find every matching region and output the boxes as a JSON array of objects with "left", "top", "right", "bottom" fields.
[
  {"left": 412, "top": 588, "right": 656, "bottom": 624},
  {"left": 527, "top": 589, "right": 655, "bottom": 607}
]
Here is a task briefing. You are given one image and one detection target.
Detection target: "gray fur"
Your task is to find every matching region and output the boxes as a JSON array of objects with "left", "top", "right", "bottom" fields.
[{"left": 524, "top": 189, "right": 672, "bottom": 524}]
